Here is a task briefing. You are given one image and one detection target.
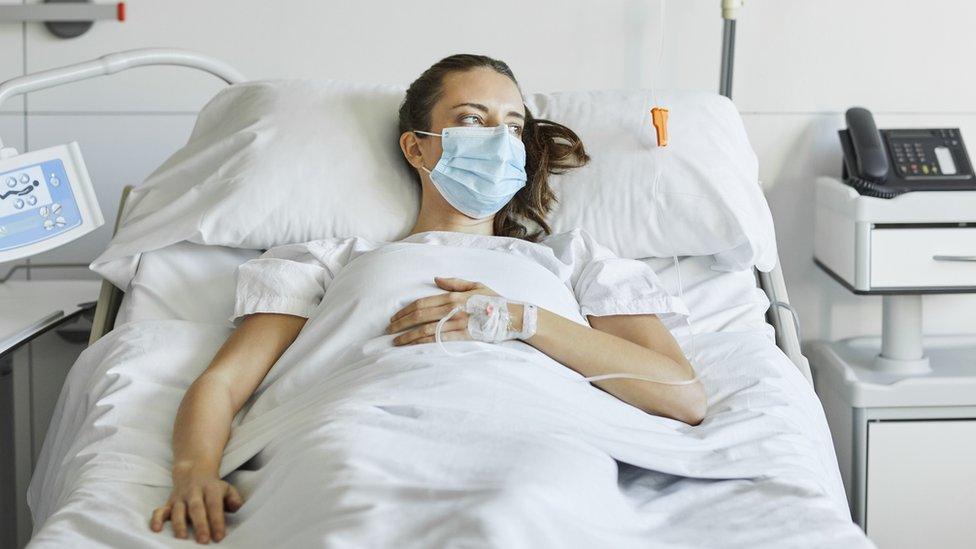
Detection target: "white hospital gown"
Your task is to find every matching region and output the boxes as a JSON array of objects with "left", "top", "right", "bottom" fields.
[{"left": 231, "top": 228, "right": 688, "bottom": 324}]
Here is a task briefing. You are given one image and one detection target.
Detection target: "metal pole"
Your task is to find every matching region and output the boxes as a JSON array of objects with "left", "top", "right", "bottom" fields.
[
  {"left": 873, "top": 294, "right": 931, "bottom": 374},
  {"left": 880, "top": 295, "right": 925, "bottom": 361},
  {"left": 719, "top": 18, "right": 736, "bottom": 99}
]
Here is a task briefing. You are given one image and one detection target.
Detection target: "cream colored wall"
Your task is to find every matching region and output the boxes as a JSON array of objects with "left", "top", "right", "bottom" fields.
[{"left": 2, "top": 0, "right": 974, "bottom": 340}]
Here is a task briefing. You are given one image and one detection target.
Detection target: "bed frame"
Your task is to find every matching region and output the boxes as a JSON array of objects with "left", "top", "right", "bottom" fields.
[{"left": 87, "top": 187, "right": 812, "bottom": 385}]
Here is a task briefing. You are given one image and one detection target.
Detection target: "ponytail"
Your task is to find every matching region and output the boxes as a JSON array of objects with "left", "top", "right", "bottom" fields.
[{"left": 493, "top": 110, "right": 589, "bottom": 240}]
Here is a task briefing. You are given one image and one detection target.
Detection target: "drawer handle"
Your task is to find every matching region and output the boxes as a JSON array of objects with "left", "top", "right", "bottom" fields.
[{"left": 932, "top": 255, "right": 976, "bottom": 262}]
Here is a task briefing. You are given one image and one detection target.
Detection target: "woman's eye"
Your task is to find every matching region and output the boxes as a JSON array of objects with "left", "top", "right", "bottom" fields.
[
  {"left": 508, "top": 125, "right": 523, "bottom": 135},
  {"left": 460, "top": 115, "right": 482, "bottom": 125}
]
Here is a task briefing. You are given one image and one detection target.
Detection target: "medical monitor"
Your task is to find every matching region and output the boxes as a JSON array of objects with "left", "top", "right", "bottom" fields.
[{"left": 0, "top": 142, "right": 103, "bottom": 263}]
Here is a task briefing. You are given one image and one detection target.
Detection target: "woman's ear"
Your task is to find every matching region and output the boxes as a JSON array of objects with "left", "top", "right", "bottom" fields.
[{"left": 399, "top": 132, "right": 425, "bottom": 170}]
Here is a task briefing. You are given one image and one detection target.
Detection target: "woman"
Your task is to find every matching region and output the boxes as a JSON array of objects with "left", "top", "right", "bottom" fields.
[{"left": 150, "top": 54, "right": 705, "bottom": 544}]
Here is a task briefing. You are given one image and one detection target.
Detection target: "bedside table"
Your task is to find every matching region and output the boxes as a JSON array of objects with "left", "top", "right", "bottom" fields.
[
  {"left": 809, "top": 337, "right": 976, "bottom": 549},
  {"left": 811, "top": 176, "right": 976, "bottom": 549},
  {"left": 0, "top": 279, "right": 100, "bottom": 549}
]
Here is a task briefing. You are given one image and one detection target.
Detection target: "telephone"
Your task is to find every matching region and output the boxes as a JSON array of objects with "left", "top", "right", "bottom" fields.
[{"left": 838, "top": 107, "right": 976, "bottom": 198}]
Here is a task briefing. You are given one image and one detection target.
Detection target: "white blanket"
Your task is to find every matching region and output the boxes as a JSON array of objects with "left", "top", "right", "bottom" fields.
[{"left": 29, "top": 244, "right": 871, "bottom": 547}]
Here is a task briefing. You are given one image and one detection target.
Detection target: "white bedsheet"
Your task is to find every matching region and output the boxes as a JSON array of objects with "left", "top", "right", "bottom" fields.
[{"left": 28, "top": 242, "right": 870, "bottom": 547}]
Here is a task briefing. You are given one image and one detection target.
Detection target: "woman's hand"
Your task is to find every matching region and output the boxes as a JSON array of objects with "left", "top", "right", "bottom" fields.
[
  {"left": 387, "top": 277, "right": 501, "bottom": 345},
  {"left": 150, "top": 463, "right": 244, "bottom": 544}
]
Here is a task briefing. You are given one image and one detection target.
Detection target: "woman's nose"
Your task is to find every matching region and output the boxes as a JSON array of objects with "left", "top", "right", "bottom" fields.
[{"left": 485, "top": 114, "right": 504, "bottom": 127}]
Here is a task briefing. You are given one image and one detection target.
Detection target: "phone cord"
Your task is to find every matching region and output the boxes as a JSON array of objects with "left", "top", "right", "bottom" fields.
[{"left": 845, "top": 175, "right": 901, "bottom": 199}]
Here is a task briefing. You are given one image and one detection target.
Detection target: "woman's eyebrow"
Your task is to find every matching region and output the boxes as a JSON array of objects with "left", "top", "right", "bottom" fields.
[
  {"left": 451, "top": 102, "right": 489, "bottom": 112},
  {"left": 451, "top": 102, "right": 525, "bottom": 120}
]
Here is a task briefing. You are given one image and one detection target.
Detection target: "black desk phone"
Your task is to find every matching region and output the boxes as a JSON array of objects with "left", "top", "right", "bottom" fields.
[{"left": 838, "top": 107, "right": 976, "bottom": 198}]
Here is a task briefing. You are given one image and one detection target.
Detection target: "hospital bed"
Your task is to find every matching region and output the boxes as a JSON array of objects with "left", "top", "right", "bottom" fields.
[{"left": 20, "top": 51, "right": 870, "bottom": 547}]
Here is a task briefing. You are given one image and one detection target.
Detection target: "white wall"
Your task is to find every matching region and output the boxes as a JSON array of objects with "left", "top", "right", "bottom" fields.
[{"left": 2, "top": 0, "right": 974, "bottom": 341}]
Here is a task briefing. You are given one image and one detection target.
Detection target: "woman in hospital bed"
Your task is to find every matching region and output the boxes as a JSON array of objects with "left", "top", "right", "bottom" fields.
[{"left": 149, "top": 54, "right": 705, "bottom": 544}]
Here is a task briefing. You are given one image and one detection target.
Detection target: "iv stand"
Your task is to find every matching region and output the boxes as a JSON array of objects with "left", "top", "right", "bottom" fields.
[{"left": 719, "top": 0, "right": 743, "bottom": 99}]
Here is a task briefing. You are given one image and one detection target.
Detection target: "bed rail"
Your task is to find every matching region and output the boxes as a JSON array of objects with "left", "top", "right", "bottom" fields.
[
  {"left": 88, "top": 186, "right": 131, "bottom": 345},
  {"left": 759, "top": 265, "right": 813, "bottom": 384}
]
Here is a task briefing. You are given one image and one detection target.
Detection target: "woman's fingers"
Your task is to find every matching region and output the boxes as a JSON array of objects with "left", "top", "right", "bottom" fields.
[
  {"left": 390, "top": 293, "right": 455, "bottom": 323},
  {"left": 150, "top": 504, "right": 172, "bottom": 532},
  {"left": 187, "top": 495, "right": 211, "bottom": 544},
  {"left": 225, "top": 484, "right": 244, "bottom": 512},
  {"left": 411, "top": 328, "right": 471, "bottom": 345},
  {"left": 387, "top": 304, "right": 459, "bottom": 334},
  {"left": 171, "top": 500, "right": 188, "bottom": 539},
  {"left": 204, "top": 485, "right": 226, "bottom": 542},
  {"left": 393, "top": 318, "right": 468, "bottom": 346}
]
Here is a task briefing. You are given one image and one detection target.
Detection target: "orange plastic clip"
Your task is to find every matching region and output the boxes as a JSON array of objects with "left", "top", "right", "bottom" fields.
[{"left": 651, "top": 107, "right": 669, "bottom": 147}]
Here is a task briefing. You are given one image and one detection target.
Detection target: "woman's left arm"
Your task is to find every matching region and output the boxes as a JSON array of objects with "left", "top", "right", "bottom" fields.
[
  {"left": 388, "top": 277, "right": 706, "bottom": 425},
  {"left": 526, "top": 307, "right": 706, "bottom": 425}
]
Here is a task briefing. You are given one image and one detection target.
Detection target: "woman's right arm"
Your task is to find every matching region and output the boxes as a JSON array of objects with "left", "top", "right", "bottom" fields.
[{"left": 150, "top": 312, "right": 307, "bottom": 544}]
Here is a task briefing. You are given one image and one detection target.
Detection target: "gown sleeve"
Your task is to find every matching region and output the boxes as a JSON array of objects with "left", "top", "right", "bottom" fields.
[
  {"left": 555, "top": 229, "right": 690, "bottom": 319},
  {"left": 230, "top": 241, "right": 333, "bottom": 323}
]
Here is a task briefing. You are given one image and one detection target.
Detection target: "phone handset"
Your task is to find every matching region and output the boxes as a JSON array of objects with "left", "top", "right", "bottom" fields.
[
  {"left": 842, "top": 107, "right": 898, "bottom": 198},
  {"left": 846, "top": 108, "right": 889, "bottom": 182}
]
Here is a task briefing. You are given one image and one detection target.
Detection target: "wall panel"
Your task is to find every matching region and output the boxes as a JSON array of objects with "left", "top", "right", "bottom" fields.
[
  {"left": 736, "top": 0, "right": 976, "bottom": 113},
  {"left": 23, "top": 0, "right": 707, "bottom": 112}
]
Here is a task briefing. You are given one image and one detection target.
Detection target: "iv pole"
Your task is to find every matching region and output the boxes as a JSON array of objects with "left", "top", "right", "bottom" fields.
[
  {"left": 719, "top": 0, "right": 743, "bottom": 98},
  {"left": 721, "top": 0, "right": 808, "bottom": 378}
]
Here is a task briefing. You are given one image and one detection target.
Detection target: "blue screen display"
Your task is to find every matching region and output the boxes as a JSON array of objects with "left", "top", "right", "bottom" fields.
[{"left": 0, "top": 158, "right": 81, "bottom": 252}]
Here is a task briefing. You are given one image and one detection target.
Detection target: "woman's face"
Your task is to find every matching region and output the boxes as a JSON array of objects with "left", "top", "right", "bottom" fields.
[{"left": 402, "top": 67, "right": 525, "bottom": 177}]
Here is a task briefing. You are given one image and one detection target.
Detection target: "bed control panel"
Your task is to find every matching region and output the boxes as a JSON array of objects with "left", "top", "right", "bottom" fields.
[{"left": 0, "top": 142, "right": 103, "bottom": 263}]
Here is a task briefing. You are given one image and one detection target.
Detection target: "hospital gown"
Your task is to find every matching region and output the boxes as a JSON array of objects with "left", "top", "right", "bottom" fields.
[{"left": 231, "top": 228, "right": 688, "bottom": 325}]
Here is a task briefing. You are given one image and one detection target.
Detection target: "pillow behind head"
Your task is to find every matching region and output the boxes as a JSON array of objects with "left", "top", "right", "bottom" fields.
[
  {"left": 92, "top": 79, "right": 775, "bottom": 290},
  {"left": 526, "top": 89, "right": 775, "bottom": 271}
]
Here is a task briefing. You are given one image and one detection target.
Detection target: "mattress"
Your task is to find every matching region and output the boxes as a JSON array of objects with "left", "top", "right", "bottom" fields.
[{"left": 26, "top": 242, "right": 870, "bottom": 547}]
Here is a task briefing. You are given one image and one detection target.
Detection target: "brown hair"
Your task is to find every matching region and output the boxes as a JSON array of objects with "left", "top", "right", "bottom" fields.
[{"left": 397, "top": 54, "right": 589, "bottom": 241}]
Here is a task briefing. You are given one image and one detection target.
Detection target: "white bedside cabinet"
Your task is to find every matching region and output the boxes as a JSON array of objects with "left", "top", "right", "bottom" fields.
[{"left": 809, "top": 336, "right": 976, "bottom": 549}]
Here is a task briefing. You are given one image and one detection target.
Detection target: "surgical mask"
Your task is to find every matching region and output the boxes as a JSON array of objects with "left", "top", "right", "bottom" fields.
[{"left": 414, "top": 125, "right": 527, "bottom": 219}]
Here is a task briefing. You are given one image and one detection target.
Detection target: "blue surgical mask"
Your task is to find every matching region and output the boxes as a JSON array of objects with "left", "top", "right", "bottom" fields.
[{"left": 414, "top": 125, "right": 527, "bottom": 219}]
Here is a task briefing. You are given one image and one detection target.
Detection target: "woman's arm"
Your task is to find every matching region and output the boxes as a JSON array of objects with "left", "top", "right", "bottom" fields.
[
  {"left": 388, "top": 277, "right": 706, "bottom": 425},
  {"left": 150, "top": 312, "right": 306, "bottom": 544},
  {"left": 523, "top": 309, "right": 705, "bottom": 425}
]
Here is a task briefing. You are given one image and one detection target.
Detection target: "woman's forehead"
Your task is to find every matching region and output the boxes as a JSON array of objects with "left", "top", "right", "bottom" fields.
[{"left": 437, "top": 69, "right": 524, "bottom": 113}]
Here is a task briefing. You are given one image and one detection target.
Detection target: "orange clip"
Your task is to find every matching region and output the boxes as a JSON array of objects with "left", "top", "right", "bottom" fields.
[{"left": 651, "top": 107, "right": 669, "bottom": 147}]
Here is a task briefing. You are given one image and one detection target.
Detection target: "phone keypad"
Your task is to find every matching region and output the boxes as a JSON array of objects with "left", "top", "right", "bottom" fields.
[{"left": 891, "top": 141, "right": 934, "bottom": 176}]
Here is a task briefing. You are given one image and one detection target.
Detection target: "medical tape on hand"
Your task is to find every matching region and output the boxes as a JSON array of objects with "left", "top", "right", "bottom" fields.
[{"left": 434, "top": 294, "right": 538, "bottom": 357}]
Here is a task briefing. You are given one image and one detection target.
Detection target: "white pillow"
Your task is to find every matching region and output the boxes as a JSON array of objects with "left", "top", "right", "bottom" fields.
[
  {"left": 526, "top": 90, "right": 775, "bottom": 271},
  {"left": 92, "top": 79, "right": 776, "bottom": 290}
]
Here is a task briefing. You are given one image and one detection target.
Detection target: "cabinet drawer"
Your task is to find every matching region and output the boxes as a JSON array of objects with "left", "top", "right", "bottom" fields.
[
  {"left": 866, "top": 420, "right": 976, "bottom": 549},
  {"left": 871, "top": 227, "right": 976, "bottom": 288}
]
